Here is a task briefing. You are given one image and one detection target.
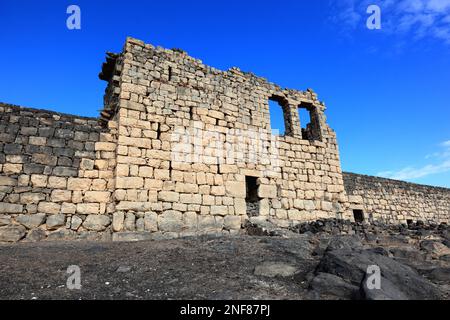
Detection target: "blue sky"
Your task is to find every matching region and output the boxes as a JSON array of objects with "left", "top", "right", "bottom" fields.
[{"left": 0, "top": 0, "right": 449, "bottom": 187}]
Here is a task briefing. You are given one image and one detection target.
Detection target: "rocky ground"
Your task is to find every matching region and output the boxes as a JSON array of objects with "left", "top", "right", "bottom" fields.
[{"left": 0, "top": 219, "right": 449, "bottom": 300}]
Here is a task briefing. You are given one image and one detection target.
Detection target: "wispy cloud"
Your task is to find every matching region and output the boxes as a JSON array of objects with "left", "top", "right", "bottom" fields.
[
  {"left": 330, "top": 0, "right": 450, "bottom": 44},
  {"left": 377, "top": 140, "right": 450, "bottom": 181}
]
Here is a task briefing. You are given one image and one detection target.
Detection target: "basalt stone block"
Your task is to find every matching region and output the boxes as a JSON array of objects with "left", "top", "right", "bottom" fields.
[
  {"left": 23, "top": 163, "right": 45, "bottom": 174},
  {"left": 0, "top": 202, "right": 23, "bottom": 214},
  {"left": 0, "top": 134, "right": 15, "bottom": 144},
  {"left": 83, "top": 214, "right": 111, "bottom": 231},
  {"left": 55, "top": 129, "right": 74, "bottom": 139},
  {"left": 4, "top": 144, "right": 22, "bottom": 154},
  {"left": 20, "top": 127, "right": 37, "bottom": 136},
  {"left": 47, "top": 229, "right": 75, "bottom": 241},
  {"left": 32, "top": 153, "right": 57, "bottom": 166},
  {"left": 46, "top": 214, "right": 66, "bottom": 230},
  {"left": 0, "top": 225, "right": 26, "bottom": 242},
  {"left": 38, "top": 127, "right": 55, "bottom": 137},
  {"left": 70, "top": 215, "right": 83, "bottom": 230},
  {"left": 25, "top": 228, "right": 47, "bottom": 242},
  {"left": 57, "top": 157, "right": 73, "bottom": 167},
  {"left": 53, "top": 167, "right": 78, "bottom": 177},
  {"left": 47, "top": 139, "right": 66, "bottom": 148},
  {"left": 16, "top": 213, "right": 46, "bottom": 229},
  {"left": 53, "top": 147, "right": 74, "bottom": 157},
  {"left": 0, "top": 177, "right": 17, "bottom": 186},
  {"left": 0, "top": 214, "right": 11, "bottom": 226}
]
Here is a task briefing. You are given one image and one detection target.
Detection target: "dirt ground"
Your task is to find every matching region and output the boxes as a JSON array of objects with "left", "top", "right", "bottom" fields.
[
  {"left": 0, "top": 235, "right": 319, "bottom": 300},
  {"left": 1, "top": 220, "right": 449, "bottom": 300}
]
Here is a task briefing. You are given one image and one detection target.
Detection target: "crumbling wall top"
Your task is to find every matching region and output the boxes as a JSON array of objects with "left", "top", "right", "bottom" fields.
[{"left": 121, "top": 37, "right": 326, "bottom": 108}]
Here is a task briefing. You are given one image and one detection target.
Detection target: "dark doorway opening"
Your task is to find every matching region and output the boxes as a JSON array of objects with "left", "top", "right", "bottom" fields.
[
  {"left": 246, "top": 176, "right": 259, "bottom": 217},
  {"left": 353, "top": 209, "right": 364, "bottom": 223}
]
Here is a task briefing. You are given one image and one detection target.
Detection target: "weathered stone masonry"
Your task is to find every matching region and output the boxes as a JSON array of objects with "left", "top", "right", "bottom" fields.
[
  {"left": 0, "top": 104, "right": 117, "bottom": 242},
  {"left": 0, "top": 37, "right": 449, "bottom": 242},
  {"left": 344, "top": 172, "right": 450, "bottom": 225}
]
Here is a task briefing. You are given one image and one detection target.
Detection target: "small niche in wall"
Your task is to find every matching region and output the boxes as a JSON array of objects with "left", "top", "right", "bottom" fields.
[
  {"left": 353, "top": 209, "right": 364, "bottom": 223},
  {"left": 156, "top": 124, "right": 161, "bottom": 140}
]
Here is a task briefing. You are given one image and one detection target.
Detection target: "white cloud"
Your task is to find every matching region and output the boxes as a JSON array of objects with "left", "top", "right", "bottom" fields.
[
  {"left": 378, "top": 161, "right": 450, "bottom": 180},
  {"left": 330, "top": 0, "right": 363, "bottom": 29},
  {"left": 427, "top": 0, "right": 450, "bottom": 12},
  {"left": 399, "top": 0, "right": 425, "bottom": 13},
  {"left": 331, "top": 0, "right": 450, "bottom": 44},
  {"left": 342, "top": 7, "right": 363, "bottom": 28},
  {"left": 377, "top": 140, "right": 450, "bottom": 181}
]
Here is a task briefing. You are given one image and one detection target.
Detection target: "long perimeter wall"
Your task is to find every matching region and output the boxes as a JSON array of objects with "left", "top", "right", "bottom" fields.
[{"left": 344, "top": 172, "right": 450, "bottom": 224}]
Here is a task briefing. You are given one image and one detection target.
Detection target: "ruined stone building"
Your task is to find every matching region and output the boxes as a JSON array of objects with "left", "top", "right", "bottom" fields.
[{"left": 0, "top": 37, "right": 449, "bottom": 242}]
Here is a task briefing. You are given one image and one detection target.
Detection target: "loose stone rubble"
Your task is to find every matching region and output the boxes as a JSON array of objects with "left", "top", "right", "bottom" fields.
[{"left": 0, "top": 37, "right": 449, "bottom": 242}]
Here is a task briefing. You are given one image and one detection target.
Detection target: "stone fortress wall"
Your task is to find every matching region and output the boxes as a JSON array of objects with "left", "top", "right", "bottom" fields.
[
  {"left": 343, "top": 172, "right": 450, "bottom": 225},
  {"left": 0, "top": 104, "right": 117, "bottom": 242},
  {"left": 0, "top": 37, "right": 448, "bottom": 242}
]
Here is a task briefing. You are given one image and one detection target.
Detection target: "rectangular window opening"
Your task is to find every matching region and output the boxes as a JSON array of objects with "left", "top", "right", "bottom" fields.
[
  {"left": 298, "top": 102, "right": 322, "bottom": 141},
  {"left": 298, "top": 107, "right": 311, "bottom": 129},
  {"left": 269, "top": 97, "right": 288, "bottom": 136}
]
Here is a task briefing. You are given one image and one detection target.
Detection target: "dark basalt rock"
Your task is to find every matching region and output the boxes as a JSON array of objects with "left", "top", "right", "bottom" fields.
[
  {"left": 316, "top": 247, "right": 443, "bottom": 300},
  {"left": 309, "top": 272, "right": 359, "bottom": 299}
]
